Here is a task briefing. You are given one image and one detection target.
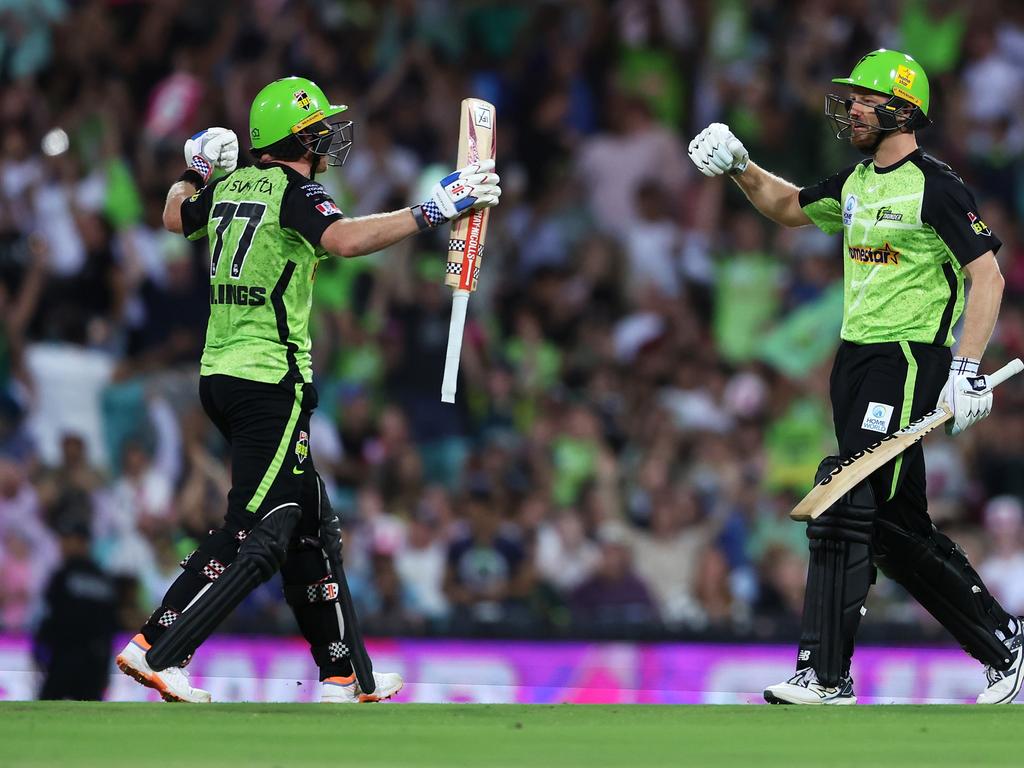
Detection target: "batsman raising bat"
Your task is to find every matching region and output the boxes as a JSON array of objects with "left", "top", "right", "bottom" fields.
[
  {"left": 114, "top": 77, "right": 500, "bottom": 703},
  {"left": 689, "top": 49, "right": 1023, "bottom": 705}
]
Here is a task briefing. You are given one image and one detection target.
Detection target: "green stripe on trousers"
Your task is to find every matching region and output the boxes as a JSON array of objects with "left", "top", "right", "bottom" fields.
[
  {"left": 888, "top": 342, "right": 919, "bottom": 502},
  {"left": 246, "top": 383, "right": 304, "bottom": 513}
]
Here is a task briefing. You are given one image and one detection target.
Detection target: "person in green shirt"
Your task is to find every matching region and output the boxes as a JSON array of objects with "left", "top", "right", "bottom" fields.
[
  {"left": 689, "top": 50, "right": 1021, "bottom": 705},
  {"left": 114, "top": 77, "right": 501, "bottom": 704}
]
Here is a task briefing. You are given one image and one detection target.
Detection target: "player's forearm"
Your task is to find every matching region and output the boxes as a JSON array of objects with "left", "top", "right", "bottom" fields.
[
  {"left": 322, "top": 208, "right": 421, "bottom": 258},
  {"left": 731, "top": 162, "right": 810, "bottom": 227},
  {"left": 163, "top": 180, "right": 198, "bottom": 234},
  {"left": 957, "top": 268, "right": 1004, "bottom": 361}
]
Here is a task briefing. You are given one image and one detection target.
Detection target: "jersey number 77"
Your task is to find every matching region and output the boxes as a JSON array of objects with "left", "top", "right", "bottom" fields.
[{"left": 210, "top": 201, "right": 268, "bottom": 279}]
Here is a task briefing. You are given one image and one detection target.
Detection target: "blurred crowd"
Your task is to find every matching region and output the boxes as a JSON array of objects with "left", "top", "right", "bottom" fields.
[{"left": 2, "top": 0, "right": 1024, "bottom": 647}]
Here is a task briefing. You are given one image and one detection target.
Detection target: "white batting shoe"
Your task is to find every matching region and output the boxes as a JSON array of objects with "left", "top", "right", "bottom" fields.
[
  {"left": 321, "top": 671, "right": 404, "bottom": 703},
  {"left": 115, "top": 633, "right": 211, "bottom": 703},
  {"left": 763, "top": 668, "right": 857, "bottom": 705},
  {"left": 978, "top": 622, "right": 1024, "bottom": 704}
]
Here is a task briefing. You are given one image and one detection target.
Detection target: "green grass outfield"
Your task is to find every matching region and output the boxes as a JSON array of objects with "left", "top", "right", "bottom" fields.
[{"left": 1, "top": 702, "right": 1020, "bottom": 768}]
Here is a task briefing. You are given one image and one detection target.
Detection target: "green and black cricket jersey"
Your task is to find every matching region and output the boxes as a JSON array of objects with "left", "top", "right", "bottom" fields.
[
  {"left": 799, "top": 148, "right": 1001, "bottom": 347},
  {"left": 180, "top": 163, "right": 344, "bottom": 384}
]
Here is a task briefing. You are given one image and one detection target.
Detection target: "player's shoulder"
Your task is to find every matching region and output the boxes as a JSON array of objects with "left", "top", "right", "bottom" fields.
[
  {"left": 844, "top": 158, "right": 873, "bottom": 179},
  {"left": 267, "top": 165, "right": 330, "bottom": 201},
  {"left": 909, "top": 150, "right": 966, "bottom": 187}
]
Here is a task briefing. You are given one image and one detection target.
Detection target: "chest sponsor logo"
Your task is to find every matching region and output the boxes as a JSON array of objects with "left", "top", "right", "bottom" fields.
[
  {"left": 862, "top": 401, "right": 894, "bottom": 434},
  {"left": 967, "top": 211, "right": 992, "bottom": 236},
  {"left": 843, "top": 194, "right": 857, "bottom": 226},
  {"left": 210, "top": 284, "right": 267, "bottom": 306},
  {"left": 848, "top": 241, "right": 900, "bottom": 266},
  {"left": 875, "top": 206, "right": 903, "bottom": 223},
  {"left": 315, "top": 200, "right": 341, "bottom": 216}
]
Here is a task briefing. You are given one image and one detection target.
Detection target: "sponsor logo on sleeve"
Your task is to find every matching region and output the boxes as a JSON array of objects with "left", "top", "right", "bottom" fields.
[
  {"left": 862, "top": 401, "right": 894, "bottom": 434},
  {"left": 315, "top": 200, "right": 342, "bottom": 216},
  {"left": 294, "top": 430, "right": 309, "bottom": 468},
  {"left": 967, "top": 211, "right": 992, "bottom": 236},
  {"left": 301, "top": 183, "right": 326, "bottom": 198}
]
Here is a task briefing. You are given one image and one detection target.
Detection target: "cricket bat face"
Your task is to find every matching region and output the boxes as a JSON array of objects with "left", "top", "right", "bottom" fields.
[{"left": 445, "top": 99, "right": 495, "bottom": 292}]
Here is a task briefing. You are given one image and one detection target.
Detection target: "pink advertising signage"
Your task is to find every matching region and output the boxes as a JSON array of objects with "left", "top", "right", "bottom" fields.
[{"left": 0, "top": 635, "right": 1003, "bottom": 704}]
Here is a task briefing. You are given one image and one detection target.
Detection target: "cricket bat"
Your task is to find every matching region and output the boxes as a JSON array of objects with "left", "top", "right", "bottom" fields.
[
  {"left": 440, "top": 98, "right": 496, "bottom": 403},
  {"left": 790, "top": 357, "right": 1024, "bottom": 522}
]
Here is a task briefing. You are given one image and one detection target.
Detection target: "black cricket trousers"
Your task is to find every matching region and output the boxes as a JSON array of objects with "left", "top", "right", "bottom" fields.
[{"left": 829, "top": 340, "right": 950, "bottom": 535}]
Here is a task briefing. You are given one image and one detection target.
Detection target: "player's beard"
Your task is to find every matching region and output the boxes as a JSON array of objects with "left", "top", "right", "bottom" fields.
[{"left": 850, "top": 125, "right": 885, "bottom": 156}]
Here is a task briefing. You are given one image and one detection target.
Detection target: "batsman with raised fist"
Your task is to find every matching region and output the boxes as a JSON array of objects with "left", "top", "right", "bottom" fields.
[
  {"left": 114, "top": 77, "right": 501, "bottom": 703},
  {"left": 689, "top": 50, "right": 1022, "bottom": 705}
]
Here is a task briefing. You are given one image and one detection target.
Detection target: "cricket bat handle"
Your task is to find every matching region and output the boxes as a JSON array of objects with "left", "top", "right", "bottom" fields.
[
  {"left": 987, "top": 358, "right": 1023, "bottom": 389},
  {"left": 441, "top": 289, "right": 470, "bottom": 403}
]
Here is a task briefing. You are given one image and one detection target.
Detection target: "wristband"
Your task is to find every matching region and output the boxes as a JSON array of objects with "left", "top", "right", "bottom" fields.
[
  {"left": 411, "top": 204, "right": 435, "bottom": 232},
  {"left": 951, "top": 356, "right": 980, "bottom": 376},
  {"left": 178, "top": 168, "right": 205, "bottom": 188}
]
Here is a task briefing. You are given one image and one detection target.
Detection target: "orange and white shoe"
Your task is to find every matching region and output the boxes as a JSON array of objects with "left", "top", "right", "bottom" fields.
[
  {"left": 321, "top": 671, "right": 404, "bottom": 703},
  {"left": 115, "top": 634, "right": 211, "bottom": 703}
]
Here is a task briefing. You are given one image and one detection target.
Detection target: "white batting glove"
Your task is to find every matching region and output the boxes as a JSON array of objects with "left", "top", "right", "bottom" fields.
[
  {"left": 939, "top": 357, "right": 994, "bottom": 436},
  {"left": 417, "top": 159, "right": 501, "bottom": 228},
  {"left": 184, "top": 127, "right": 239, "bottom": 183},
  {"left": 688, "top": 123, "right": 749, "bottom": 177}
]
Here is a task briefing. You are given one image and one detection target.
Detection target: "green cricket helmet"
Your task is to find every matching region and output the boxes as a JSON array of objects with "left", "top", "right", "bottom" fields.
[
  {"left": 249, "top": 76, "right": 353, "bottom": 166},
  {"left": 825, "top": 49, "right": 931, "bottom": 140}
]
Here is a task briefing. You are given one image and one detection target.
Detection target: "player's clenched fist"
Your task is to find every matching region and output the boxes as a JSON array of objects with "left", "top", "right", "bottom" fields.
[
  {"left": 688, "top": 123, "right": 749, "bottom": 177},
  {"left": 418, "top": 158, "right": 501, "bottom": 228},
  {"left": 184, "top": 127, "right": 239, "bottom": 183}
]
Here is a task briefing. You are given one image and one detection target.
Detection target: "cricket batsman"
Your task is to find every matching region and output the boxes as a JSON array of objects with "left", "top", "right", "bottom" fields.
[
  {"left": 115, "top": 77, "right": 500, "bottom": 702},
  {"left": 688, "top": 50, "right": 1022, "bottom": 704}
]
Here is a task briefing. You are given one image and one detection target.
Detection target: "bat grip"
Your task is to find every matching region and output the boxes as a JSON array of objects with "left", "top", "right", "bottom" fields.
[
  {"left": 987, "top": 358, "right": 1024, "bottom": 390},
  {"left": 441, "top": 290, "right": 470, "bottom": 403}
]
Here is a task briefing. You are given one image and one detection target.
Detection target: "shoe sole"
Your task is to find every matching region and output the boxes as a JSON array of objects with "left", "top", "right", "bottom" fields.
[
  {"left": 763, "top": 688, "right": 857, "bottom": 706},
  {"left": 116, "top": 655, "right": 191, "bottom": 703},
  {"left": 358, "top": 679, "right": 404, "bottom": 703}
]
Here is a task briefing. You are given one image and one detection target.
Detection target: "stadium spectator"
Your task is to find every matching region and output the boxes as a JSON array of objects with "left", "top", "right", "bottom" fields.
[
  {"left": 33, "top": 507, "right": 117, "bottom": 701},
  {"left": 569, "top": 523, "right": 657, "bottom": 631},
  {"left": 444, "top": 487, "right": 534, "bottom": 630},
  {"left": 979, "top": 496, "right": 1024, "bottom": 615}
]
